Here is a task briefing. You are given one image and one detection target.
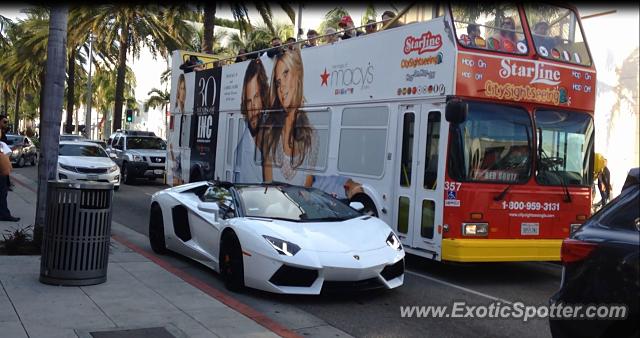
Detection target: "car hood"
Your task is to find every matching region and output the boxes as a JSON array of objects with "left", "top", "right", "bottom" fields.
[
  {"left": 59, "top": 156, "right": 115, "bottom": 168},
  {"left": 128, "top": 149, "right": 166, "bottom": 157},
  {"left": 241, "top": 216, "right": 393, "bottom": 253}
]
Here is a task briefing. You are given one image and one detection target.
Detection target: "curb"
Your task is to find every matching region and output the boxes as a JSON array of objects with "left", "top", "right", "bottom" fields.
[{"left": 112, "top": 235, "right": 302, "bottom": 338}]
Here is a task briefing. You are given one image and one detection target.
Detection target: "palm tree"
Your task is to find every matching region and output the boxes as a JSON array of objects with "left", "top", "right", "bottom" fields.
[
  {"left": 318, "top": 7, "right": 351, "bottom": 35},
  {"left": 201, "top": 3, "right": 295, "bottom": 55},
  {"left": 34, "top": 5, "right": 68, "bottom": 244},
  {"left": 86, "top": 5, "right": 195, "bottom": 133},
  {"left": 145, "top": 87, "right": 170, "bottom": 138}
]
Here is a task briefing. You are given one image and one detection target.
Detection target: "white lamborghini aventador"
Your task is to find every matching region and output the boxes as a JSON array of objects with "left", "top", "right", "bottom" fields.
[{"left": 148, "top": 181, "right": 405, "bottom": 294}]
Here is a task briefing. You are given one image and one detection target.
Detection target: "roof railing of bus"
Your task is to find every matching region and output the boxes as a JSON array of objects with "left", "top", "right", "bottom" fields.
[{"left": 181, "top": 17, "right": 407, "bottom": 71}]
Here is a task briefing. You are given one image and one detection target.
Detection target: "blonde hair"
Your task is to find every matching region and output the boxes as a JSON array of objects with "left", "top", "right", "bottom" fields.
[{"left": 262, "top": 48, "right": 314, "bottom": 168}]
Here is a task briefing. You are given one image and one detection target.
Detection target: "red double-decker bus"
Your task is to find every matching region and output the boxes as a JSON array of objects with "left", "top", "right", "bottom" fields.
[
  {"left": 167, "top": 2, "right": 595, "bottom": 262},
  {"left": 435, "top": 2, "right": 595, "bottom": 261}
]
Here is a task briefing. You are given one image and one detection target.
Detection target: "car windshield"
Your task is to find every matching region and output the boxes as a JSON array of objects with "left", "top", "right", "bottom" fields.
[
  {"left": 535, "top": 110, "right": 594, "bottom": 186},
  {"left": 5, "top": 135, "right": 21, "bottom": 146},
  {"left": 126, "top": 137, "right": 166, "bottom": 150},
  {"left": 448, "top": 102, "right": 533, "bottom": 183},
  {"left": 59, "top": 144, "right": 108, "bottom": 158},
  {"left": 237, "top": 185, "right": 361, "bottom": 222},
  {"left": 60, "top": 135, "right": 85, "bottom": 141}
]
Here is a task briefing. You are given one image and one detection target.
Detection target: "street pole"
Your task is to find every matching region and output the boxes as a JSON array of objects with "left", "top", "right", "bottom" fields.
[
  {"left": 83, "top": 33, "right": 94, "bottom": 139},
  {"left": 296, "top": 4, "right": 303, "bottom": 40}
]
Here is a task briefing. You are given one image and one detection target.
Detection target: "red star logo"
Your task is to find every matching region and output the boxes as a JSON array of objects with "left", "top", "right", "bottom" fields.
[{"left": 320, "top": 68, "right": 329, "bottom": 86}]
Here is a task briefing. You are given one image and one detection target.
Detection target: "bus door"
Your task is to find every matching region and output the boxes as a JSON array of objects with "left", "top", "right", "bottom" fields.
[{"left": 394, "top": 105, "right": 444, "bottom": 258}]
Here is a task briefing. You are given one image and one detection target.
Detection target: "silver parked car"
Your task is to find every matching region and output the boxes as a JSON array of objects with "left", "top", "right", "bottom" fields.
[
  {"left": 107, "top": 130, "right": 166, "bottom": 185},
  {"left": 6, "top": 134, "right": 38, "bottom": 167}
]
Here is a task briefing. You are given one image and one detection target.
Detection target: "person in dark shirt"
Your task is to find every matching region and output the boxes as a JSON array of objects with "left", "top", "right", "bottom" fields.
[
  {"left": 0, "top": 115, "right": 12, "bottom": 192},
  {"left": 338, "top": 15, "right": 363, "bottom": 40},
  {"left": 303, "top": 29, "right": 319, "bottom": 48},
  {"left": 179, "top": 55, "right": 204, "bottom": 73},
  {"left": 234, "top": 48, "right": 248, "bottom": 63},
  {"left": 598, "top": 159, "right": 612, "bottom": 205},
  {"left": 265, "top": 37, "right": 283, "bottom": 57}
]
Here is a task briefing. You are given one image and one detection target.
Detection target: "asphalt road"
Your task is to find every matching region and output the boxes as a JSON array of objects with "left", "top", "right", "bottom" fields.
[{"left": 18, "top": 165, "right": 562, "bottom": 337}]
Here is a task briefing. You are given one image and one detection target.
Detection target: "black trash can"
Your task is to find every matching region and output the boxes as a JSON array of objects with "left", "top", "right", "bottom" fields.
[{"left": 40, "top": 181, "right": 114, "bottom": 286}]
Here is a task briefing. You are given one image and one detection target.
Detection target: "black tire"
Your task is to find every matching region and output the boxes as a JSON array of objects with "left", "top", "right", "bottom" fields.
[
  {"left": 113, "top": 185, "right": 120, "bottom": 191},
  {"left": 16, "top": 156, "right": 25, "bottom": 168},
  {"left": 149, "top": 204, "right": 167, "bottom": 254},
  {"left": 122, "top": 163, "right": 135, "bottom": 185},
  {"left": 219, "top": 232, "right": 245, "bottom": 292},
  {"left": 30, "top": 154, "right": 37, "bottom": 166},
  {"left": 351, "top": 194, "right": 379, "bottom": 217}
]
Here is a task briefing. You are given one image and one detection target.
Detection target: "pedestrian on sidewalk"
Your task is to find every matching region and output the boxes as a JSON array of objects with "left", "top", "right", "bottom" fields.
[
  {"left": 598, "top": 158, "right": 612, "bottom": 206},
  {"left": 0, "top": 115, "right": 13, "bottom": 191},
  {"left": 0, "top": 139, "right": 19, "bottom": 221}
]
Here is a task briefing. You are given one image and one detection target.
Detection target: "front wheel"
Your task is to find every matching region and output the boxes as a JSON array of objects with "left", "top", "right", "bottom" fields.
[
  {"left": 149, "top": 204, "right": 167, "bottom": 254},
  {"left": 16, "top": 156, "right": 25, "bottom": 168},
  {"left": 30, "top": 154, "right": 37, "bottom": 166},
  {"left": 219, "top": 232, "right": 245, "bottom": 292},
  {"left": 122, "top": 163, "right": 135, "bottom": 185}
]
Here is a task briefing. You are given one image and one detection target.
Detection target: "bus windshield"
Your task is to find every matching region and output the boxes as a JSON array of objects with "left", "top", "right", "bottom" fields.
[
  {"left": 451, "top": 3, "right": 528, "bottom": 55},
  {"left": 448, "top": 102, "right": 533, "bottom": 184},
  {"left": 524, "top": 4, "right": 591, "bottom": 66},
  {"left": 535, "top": 110, "right": 594, "bottom": 186}
]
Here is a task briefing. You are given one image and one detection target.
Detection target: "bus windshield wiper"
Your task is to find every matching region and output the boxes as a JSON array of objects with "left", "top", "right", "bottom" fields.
[
  {"left": 494, "top": 184, "right": 512, "bottom": 201},
  {"left": 559, "top": 174, "right": 572, "bottom": 203}
]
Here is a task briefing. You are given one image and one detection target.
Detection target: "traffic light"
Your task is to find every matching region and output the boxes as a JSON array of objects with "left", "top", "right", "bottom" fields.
[{"left": 126, "top": 109, "right": 133, "bottom": 123}]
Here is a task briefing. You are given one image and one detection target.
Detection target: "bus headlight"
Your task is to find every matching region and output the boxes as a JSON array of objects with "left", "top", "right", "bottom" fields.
[{"left": 462, "top": 223, "right": 488, "bottom": 236}]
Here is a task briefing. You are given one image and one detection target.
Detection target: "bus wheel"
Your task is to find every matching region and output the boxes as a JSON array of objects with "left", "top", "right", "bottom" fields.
[{"left": 351, "top": 194, "right": 378, "bottom": 217}]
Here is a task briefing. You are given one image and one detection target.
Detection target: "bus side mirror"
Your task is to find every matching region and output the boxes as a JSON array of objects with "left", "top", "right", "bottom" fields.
[{"left": 445, "top": 99, "right": 468, "bottom": 124}]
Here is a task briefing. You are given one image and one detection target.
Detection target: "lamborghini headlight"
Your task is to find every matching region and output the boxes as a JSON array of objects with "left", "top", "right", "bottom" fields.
[
  {"left": 386, "top": 232, "right": 402, "bottom": 251},
  {"left": 263, "top": 235, "right": 301, "bottom": 256}
]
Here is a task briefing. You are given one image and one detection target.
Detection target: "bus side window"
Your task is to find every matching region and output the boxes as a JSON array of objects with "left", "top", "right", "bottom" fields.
[
  {"left": 423, "top": 112, "right": 441, "bottom": 190},
  {"left": 400, "top": 113, "right": 415, "bottom": 187}
]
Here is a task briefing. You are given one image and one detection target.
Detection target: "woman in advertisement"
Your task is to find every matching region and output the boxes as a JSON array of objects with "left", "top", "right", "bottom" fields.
[
  {"left": 235, "top": 59, "right": 270, "bottom": 183},
  {"left": 260, "top": 48, "right": 319, "bottom": 186},
  {"left": 169, "top": 73, "right": 186, "bottom": 186}
]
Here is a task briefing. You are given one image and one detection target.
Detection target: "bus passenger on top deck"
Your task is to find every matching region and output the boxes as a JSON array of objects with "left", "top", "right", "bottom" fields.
[
  {"left": 532, "top": 21, "right": 558, "bottom": 53},
  {"left": 467, "top": 24, "right": 483, "bottom": 47},
  {"left": 492, "top": 17, "right": 517, "bottom": 52}
]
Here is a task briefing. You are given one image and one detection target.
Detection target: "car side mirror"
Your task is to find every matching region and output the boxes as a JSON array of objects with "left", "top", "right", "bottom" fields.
[
  {"left": 197, "top": 202, "right": 220, "bottom": 215},
  {"left": 349, "top": 201, "right": 365, "bottom": 212},
  {"left": 445, "top": 98, "right": 468, "bottom": 124},
  {"left": 109, "top": 153, "right": 117, "bottom": 159}
]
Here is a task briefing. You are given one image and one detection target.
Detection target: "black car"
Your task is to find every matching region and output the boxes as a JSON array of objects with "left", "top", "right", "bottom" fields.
[{"left": 550, "top": 168, "right": 639, "bottom": 338}]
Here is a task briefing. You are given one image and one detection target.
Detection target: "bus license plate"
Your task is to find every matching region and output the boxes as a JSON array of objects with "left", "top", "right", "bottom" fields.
[
  {"left": 521, "top": 223, "right": 539, "bottom": 235},
  {"left": 87, "top": 174, "right": 99, "bottom": 181}
]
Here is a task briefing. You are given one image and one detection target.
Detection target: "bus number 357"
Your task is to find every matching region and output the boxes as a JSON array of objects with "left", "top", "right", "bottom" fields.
[{"left": 501, "top": 201, "right": 561, "bottom": 211}]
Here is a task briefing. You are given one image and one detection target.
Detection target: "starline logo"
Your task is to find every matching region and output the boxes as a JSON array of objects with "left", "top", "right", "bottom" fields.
[
  {"left": 404, "top": 32, "right": 443, "bottom": 55},
  {"left": 499, "top": 59, "right": 561, "bottom": 86}
]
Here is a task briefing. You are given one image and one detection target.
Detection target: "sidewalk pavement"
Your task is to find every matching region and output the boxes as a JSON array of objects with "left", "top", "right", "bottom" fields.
[{"left": 0, "top": 173, "right": 290, "bottom": 338}]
